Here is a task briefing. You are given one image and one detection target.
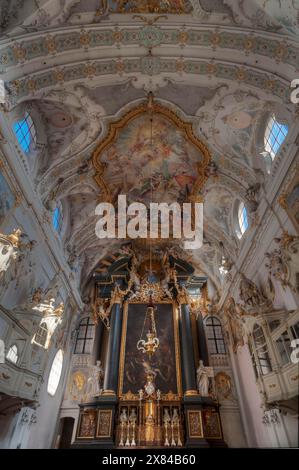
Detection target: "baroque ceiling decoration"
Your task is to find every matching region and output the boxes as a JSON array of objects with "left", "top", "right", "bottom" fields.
[
  {"left": 0, "top": 0, "right": 297, "bottom": 286},
  {"left": 2, "top": 26, "right": 298, "bottom": 71},
  {"left": 92, "top": 96, "right": 211, "bottom": 202}
]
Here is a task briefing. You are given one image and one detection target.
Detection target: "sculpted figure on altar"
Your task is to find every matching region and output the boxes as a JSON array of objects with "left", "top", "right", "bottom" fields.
[
  {"left": 160, "top": 256, "right": 177, "bottom": 299},
  {"left": 196, "top": 360, "right": 214, "bottom": 397},
  {"left": 126, "top": 250, "right": 142, "bottom": 300},
  {"left": 93, "top": 297, "right": 112, "bottom": 329},
  {"left": 86, "top": 360, "right": 104, "bottom": 398}
]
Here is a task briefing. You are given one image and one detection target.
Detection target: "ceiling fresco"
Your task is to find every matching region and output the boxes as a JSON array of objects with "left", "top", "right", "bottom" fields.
[{"left": 100, "top": 113, "right": 206, "bottom": 205}]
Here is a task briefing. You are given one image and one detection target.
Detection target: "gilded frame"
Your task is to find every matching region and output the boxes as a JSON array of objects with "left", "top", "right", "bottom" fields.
[
  {"left": 202, "top": 410, "right": 223, "bottom": 440},
  {"left": 187, "top": 410, "right": 203, "bottom": 439},
  {"left": 76, "top": 409, "right": 97, "bottom": 439},
  {"left": 118, "top": 301, "right": 182, "bottom": 399},
  {"left": 92, "top": 101, "right": 211, "bottom": 202},
  {"left": 96, "top": 409, "right": 113, "bottom": 438}
]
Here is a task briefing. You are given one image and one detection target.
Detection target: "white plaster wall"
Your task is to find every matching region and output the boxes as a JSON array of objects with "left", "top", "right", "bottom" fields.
[{"left": 220, "top": 408, "right": 247, "bottom": 447}]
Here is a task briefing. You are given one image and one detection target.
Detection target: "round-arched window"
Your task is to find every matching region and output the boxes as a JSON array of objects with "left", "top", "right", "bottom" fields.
[{"left": 47, "top": 349, "right": 64, "bottom": 396}]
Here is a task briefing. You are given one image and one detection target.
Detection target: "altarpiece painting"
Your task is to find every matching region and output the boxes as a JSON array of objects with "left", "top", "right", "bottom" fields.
[{"left": 118, "top": 302, "right": 181, "bottom": 397}]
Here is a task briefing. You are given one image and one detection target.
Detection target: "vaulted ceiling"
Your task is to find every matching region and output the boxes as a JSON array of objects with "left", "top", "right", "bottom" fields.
[{"left": 0, "top": 0, "right": 298, "bottom": 294}]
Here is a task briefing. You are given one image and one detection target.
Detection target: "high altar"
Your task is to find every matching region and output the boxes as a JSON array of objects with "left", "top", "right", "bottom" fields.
[{"left": 72, "top": 250, "right": 226, "bottom": 449}]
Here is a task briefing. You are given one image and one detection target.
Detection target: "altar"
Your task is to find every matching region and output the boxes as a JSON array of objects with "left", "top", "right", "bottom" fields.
[{"left": 72, "top": 252, "right": 226, "bottom": 449}]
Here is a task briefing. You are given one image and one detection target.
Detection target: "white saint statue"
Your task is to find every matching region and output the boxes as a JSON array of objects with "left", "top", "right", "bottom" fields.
[
  {"left": 196, "top": 360, "right": 214, "bottom": 397},
  {"left": 87, "top": 360, "right": 104, "bottom": 397}
]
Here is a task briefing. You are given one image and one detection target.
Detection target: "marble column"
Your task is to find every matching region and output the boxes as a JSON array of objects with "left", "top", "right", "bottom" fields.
[
  {"left": 103, "top": 302, "right": 122, "bottom": 395},
  {"left": 92, "top": 320, "right": 104, "bottom": 363},
  {"left": 179, "top": 304, "right": 197, "bottom": 396},
  {"left": 197, "top": 313, "right": 209, "bottom": 366}
]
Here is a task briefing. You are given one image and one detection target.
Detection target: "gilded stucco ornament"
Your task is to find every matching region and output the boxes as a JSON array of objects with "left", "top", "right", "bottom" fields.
[
  {"left": 0, "top": 230, "right": 36, "bottom": 297},
  {"left": 223, "top": 297, "right": 245, "bottom": 353},
  {"left": 0, "top": 230, "right": 21, "bottom": 294},
  {"left": 239, "top": 274, "right": 272, "bottom": 313},
  {"left": 265, "top": 232, "right": 299, "bottom": 293}
]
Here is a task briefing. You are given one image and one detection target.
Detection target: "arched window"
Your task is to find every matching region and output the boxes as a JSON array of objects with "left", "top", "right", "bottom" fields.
[
  {"left": 74, "top": 317, "right": 95, "bottom": 355},
  {"left": 52, "top": 201, "right": 63, "bottom": 234},
  {"left": 6, "top": 344, "right": 18, "bottom": 364},
  {"left": 47, "top": 349, "right": 63, "bottom": 396},
  {"left": 252, "top": 324, "right": 272, "bottom": 376},
  {"left": 275, "top": 330, "right": 292, "bottom": 366},
  {"left": 264, "top": 114, "right": 288, "bottom": 160},
  {"left": 237, "top": 201, "right": 248, "bottom": 238},
  {"left": 34, "top": 322, "right": 48, "bottom": 348},
  {"left": 205, "top": 316, "right": 226, "bottom": 354},
  {"left": 13, "top": 112, "right": 37, "bottom": 153}
]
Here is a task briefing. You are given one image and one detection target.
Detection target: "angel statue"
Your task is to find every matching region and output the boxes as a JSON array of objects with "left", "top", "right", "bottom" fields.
[
  {"left": 127, "top": 261, "right": 141, "bottom": 300},
  {"left": 93, "top": 297, "right": 112, "bottom": 329},
  {"left": 196, "top": 360, "right": 214, "bottom": 397},
  {"left": 160, "top": 259, "right": 175, "bottom": 300}
]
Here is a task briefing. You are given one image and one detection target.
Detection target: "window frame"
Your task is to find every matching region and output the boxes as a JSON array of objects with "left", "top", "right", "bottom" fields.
[
  {"left": 275, "top": 329, "right": 293, "bottom": 366},
  {"left": 74, "top": 317, "right": 95, "bottom": 355},
  {"left": 290, "top": 321, "right": 299, "bottom": 340},
  {"left": 237, "top": 201, "right": 249, "bottom": 238},
  {"left": 13, "top": 112, "right": 37, "bottom": 154},
  {"left": 252, "top": 324, "right": 272, "bottom": 376},
  {"left": 6, "top": 344, "right": 18, "bottom": 364},
  {"left": 264, "top": 114, "right": 288, "bottom": 160},
  {"left": 34, "top": 322, "right": 48, "bottom": 348},
  {"left": 205, "top": 316, "right": 226, "bottom": 355},
  {"left": 47, "top": 349, "right": 64, "bottom": 397},
  {"left": 52, "top": 201, "right": 64, "bottom": 234}
]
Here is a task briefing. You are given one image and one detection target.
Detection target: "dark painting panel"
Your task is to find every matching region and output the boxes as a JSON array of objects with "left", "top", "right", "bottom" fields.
[{"left": 123, "top": 303, "right": 177, "bottom": 394}]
